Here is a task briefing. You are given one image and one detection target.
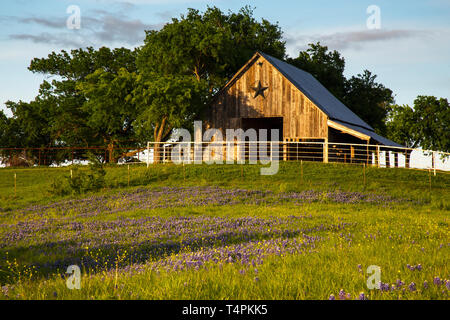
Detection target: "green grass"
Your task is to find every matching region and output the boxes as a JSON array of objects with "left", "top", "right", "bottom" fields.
[
  {"left": 0, "top": 162, "right": 449, "bottom": 300},
  {"left": 1, "top": 161, "right": 449, "bottom": 210}
]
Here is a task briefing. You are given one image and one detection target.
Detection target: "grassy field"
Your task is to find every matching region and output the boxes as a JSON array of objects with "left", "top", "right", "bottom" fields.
[{"left": 0, "top": 162, "right": 449, "bottom": 300}]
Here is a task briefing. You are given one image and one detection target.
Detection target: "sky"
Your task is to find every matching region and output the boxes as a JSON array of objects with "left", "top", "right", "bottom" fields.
[{"left": 1, "top": 0, "right": 450, "bottom": 117}]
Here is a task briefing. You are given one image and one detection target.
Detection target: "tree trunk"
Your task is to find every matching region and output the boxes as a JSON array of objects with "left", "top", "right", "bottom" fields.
[
  {"left": 108, "top": 142, "right": 114, "bottom": 163},
  {"left": 193, "top": 66, "right": 201, "bottom": 82},
  {"left": 153, "top": 116, "right": 171, "bottom": 164}
]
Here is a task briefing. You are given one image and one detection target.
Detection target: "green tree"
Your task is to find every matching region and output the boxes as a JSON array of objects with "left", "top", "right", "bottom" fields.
[
  {"left": 386, "top": 104, "right": 417, "bottom": 148},
  {"left": 28, "top": 47, "right": 137, "bottom": 147},
  {"left": 387, "top": 96, "right": 449, "bottom": 153},
  {"left": 3, "top": 98, "right": 53, "bottom": 148},
  {"left": 0, "top": 111, "right": 19, "bottom": 148},
  {"left": 137, "top": 6, "right": 285, "bottom": 91},
  {"left": 343, "top": 70, "right": 394, "bottom": 135},
  {"left": 288, "top": 43, "right": 394, "bottom": 134},
  {"left": 1, "top": 95, "right": 56, "bottom": 165},
  {"left": 287, "top": 42, "right": 346, "bottom": 99},
  {"left": 77, "top": 68, "right": 138, "bottom": 161},
  {"left": 133, "top": 73, "right": 209, "bottom": 162},
  {"left": 29, "top": 47, "right": 137, "bottom": 80},
  {"left": 411, "top": 96, "right": 449, "bottom": 152}
]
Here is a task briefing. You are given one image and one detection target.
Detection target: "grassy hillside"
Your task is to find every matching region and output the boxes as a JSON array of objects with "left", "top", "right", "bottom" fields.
[{"left": 0, "top": 162, "right": 449, "bottom": 300}]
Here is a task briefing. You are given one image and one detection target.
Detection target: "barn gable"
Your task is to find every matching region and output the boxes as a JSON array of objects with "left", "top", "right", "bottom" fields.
[{"left": 207, "top": 51, "right": 402, "bottom": 147}]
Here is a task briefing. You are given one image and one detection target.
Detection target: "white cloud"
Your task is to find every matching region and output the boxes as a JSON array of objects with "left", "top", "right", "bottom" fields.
[
  {"left": 285, "top": 28, "right": 432, "bottom": 54},
  {"left": 7, "top": 11, "right": 165, "bottom": 48},
  {"left": 284, "top": 26, "right": 450, "bottom": 105}
]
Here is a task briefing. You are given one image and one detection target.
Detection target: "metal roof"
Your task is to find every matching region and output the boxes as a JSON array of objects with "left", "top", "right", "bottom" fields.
[
  {"left": 258, "top": 52, "right": 404, "bottom": 147},
  {"left": 331, "top": 120, "right": 404, "bottom": 147},
  {"left": 258, "top": 52, "right": 374, "bottom": 131}
]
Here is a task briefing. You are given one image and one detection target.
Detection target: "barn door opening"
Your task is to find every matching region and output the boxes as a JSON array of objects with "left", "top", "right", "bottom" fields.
[
  {"left": 241, "top": 117, "right": 283, "bottom": 141},
  {"left": 241, "top": 117, "right": 283, "bottom": 161}
]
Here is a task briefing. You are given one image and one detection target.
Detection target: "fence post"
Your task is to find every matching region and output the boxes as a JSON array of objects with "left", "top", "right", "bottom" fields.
[
  {"left": 377, "top": 146, "right": 380, "bottom": 168},
  {"left": 366, "top": 142, "right": 369, "bottom": 165},
  {"left": 323, "top": 139, "right": 328, "bottom": 163},
  {"left": 14, "top": 173, "right": 16, "bottom": 198},
  {"left": 163, "top": 145, "right": 166, "bottom": 163},
  {"left": 428, "top": 168, "right": 431, "bottom": 192},
  {"left": 270, "top": 141, "right": 273, "bottom": 162},
  {"left": 363, "top": 163, "right": 366, "bottom": 187},
  {"left": 300, "top": 160, "right": 303, "bottom": 183},
  {"left": 385, "top": 151, "right": 390, "bottom": 168},
  {"left": 128, "top": 164, "right": 130, "bottom": 187},
  {"left": 433, "top": 151, "right": 436, "bottom": 176},
  {"left": 146, "top": 142, "right": 150, "bottom": 168}
]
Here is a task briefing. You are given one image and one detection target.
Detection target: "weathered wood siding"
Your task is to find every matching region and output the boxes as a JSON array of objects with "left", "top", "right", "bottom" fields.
[{"left": 207, "top": 55, "right": 328, "bottom": 140}]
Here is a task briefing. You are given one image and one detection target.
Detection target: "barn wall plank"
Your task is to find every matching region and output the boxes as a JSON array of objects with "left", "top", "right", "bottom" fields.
[{"left": 208, "top": 54, "right": 329, "bottom": 140}]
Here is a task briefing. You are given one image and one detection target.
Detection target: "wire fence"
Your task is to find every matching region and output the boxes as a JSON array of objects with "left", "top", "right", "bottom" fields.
[{"left": 0, "top": 142, "right": 449, "bottom": 172}]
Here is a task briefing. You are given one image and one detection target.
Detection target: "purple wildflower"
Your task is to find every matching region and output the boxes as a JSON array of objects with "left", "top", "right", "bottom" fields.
[
  {"left": 380, "top": 282, "right": 390, "bottom": 291},
  {"left": 357, "top": 292, "right": 367, "bottom": 300},
  {"left": 434, "top": 277, "right": 442, "bottom": 286},
  {"left": 396, "top": 279, "right": 404, "bottom": 287}
]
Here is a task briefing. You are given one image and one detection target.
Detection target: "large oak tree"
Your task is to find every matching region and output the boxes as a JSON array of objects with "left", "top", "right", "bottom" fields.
[
  {"left": 288, "top": 42, "right": 394, "bottom": 135},
  {"left": 387, "top": 96, "right": 450, "bottom": 153}
]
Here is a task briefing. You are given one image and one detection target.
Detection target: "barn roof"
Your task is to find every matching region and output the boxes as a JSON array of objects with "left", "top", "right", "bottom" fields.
[
  {"left": 257, "top": 52, "right": 402, "bottom": 147},
  {"left": 331, "top": 120, "right": 403, "bottom": 147},
  {"left": 258, "top": 52, "right": 373, "bottom": 131}
]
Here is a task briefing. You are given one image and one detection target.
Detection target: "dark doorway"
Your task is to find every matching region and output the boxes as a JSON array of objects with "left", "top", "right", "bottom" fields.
[{"left": 241, "top": 117, "right": 283, "bottom": 141}]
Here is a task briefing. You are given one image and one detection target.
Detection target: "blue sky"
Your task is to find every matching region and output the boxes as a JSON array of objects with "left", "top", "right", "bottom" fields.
[{"left": 1, "top": 0, "right": 449, "bottom": 116}]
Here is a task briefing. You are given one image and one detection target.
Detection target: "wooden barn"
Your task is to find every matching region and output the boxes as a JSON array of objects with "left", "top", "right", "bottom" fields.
[{"left": 205, "top": 51, "right": 407, "bottom": 166}]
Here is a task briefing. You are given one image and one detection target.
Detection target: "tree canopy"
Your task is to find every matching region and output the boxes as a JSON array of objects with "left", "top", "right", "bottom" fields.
[
  {"left": 287, "top": 42, "right": 346, "bottom": 100},
  {"left": 288, "top": 42, "right": 394, "bottom": 135},
  {"left": 23, "top": 46, "right": 139, "bottom": 148},
  {"left": 387, "top": 96, "right": 450, "bottom": 152},
  {"left": 343, "top": 70, "right": 394, "bottom": 135},
  {"left": 137, "top": 6, "right": 285, "bottom": 91}
]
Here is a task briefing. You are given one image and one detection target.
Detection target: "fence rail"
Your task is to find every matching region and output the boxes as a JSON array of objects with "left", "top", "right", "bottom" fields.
[{"left": 0, "top": 142, "right": 449, "bottom": 172}]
